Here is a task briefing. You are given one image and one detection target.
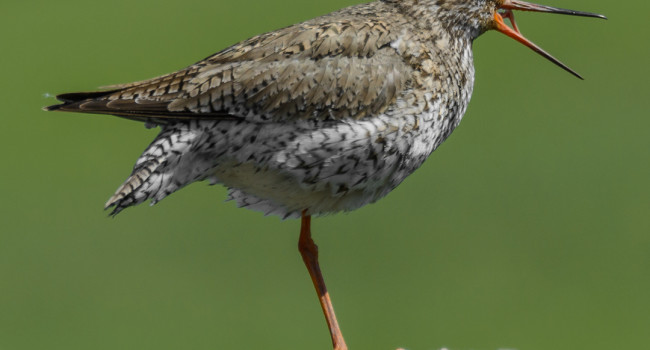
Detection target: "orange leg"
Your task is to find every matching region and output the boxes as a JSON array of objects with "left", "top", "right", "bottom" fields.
[{"left": 298, "top": 211, "right": 348, "bottom": 350}]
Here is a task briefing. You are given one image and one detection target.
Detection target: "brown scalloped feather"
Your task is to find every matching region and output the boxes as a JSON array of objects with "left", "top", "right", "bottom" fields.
[{"left": 44, "top": 13, "right": 410, "bottom": 123}]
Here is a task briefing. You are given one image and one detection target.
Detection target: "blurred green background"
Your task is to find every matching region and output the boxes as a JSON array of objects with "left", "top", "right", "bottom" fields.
[{"left": 1, "top": 0, "right": 648, "bottom": 349}]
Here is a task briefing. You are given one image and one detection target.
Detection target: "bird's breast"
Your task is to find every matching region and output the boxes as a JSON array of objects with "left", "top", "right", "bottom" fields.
[
  {"left": 199, "top": 88, "right": 471, "bottom": 217},
  {"left": 189, "top": 37, "right": 477, "bottom": 218}
]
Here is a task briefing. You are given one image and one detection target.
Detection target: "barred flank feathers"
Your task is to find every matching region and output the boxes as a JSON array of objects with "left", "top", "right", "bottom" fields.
[
  {"left": 105, "top": 159, "right": 163, "bottom": 216},
  {"left": 103, "top": 122, "right": 212, "bottom": 216}
]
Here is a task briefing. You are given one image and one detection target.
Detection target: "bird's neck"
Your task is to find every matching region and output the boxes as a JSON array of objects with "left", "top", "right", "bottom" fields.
[{"left": 385, "top": 0, "right": 485, "bottom": 41}]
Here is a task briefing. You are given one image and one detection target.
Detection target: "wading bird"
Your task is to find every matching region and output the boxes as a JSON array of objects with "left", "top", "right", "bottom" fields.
[{"left": 45, "top": 1, "right": 605, "bottom": 349}]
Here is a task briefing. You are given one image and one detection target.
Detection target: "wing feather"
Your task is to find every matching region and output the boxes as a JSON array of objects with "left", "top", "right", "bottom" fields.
[{"left": 45, "top": 14, "right": 411, "bottom": 122}]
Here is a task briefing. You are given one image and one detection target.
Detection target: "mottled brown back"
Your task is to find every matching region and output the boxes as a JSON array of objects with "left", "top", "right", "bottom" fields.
[{"left": 45, "top": 2, "right": 415, "bottom": 123}]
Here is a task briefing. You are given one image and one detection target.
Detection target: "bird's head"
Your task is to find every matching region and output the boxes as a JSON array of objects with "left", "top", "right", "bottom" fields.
[{"left": 433, "top": 0, "right": 606, "bottom": 79}]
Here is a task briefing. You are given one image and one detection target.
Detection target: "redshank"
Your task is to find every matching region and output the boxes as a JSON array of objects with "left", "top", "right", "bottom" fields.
[{"left": 45, "top": 1, "right": 605, "bottom": 349}]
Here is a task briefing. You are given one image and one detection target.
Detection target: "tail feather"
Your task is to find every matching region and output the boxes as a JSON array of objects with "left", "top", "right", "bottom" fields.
[
  {"left": 43, "top": 90, "right": 121, "bottom": 111},
  {"left": 43, "top": 88, "right": 231, "bottom": 122}
]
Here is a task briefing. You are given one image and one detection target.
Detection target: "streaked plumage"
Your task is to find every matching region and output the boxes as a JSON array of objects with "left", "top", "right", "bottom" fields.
[
  {"left": 45, "top": 1, "right": 604, "bottom": 349},
  {"left": 49, "top": 0, "right": 480, "bottom": 218}
]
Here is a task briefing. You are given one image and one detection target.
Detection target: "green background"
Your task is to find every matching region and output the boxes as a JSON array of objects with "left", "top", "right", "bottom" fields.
[{"left": 1, "top": 0, "right": 648, "bottom": 349}]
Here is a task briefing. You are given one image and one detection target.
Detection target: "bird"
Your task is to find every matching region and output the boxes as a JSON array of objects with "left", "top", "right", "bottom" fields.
[{"left": 44, "top": 1, "right": 605, "bottom": 349}]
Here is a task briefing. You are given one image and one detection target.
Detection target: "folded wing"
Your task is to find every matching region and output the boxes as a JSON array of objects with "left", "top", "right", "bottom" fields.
[{"left": 45, "top": 18, "right": 411, "bottom": 122}]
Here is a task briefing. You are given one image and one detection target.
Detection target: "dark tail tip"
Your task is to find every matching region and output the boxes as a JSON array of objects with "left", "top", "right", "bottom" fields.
[
  {"left": 56, "top": 91, "right": 118, "bottom": 102},
  {"left": 42, "top": 89, "right": 121, "bottom": 112},
  {"left": 42, "top": 104, "right": 61, "bottom": 112}
]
